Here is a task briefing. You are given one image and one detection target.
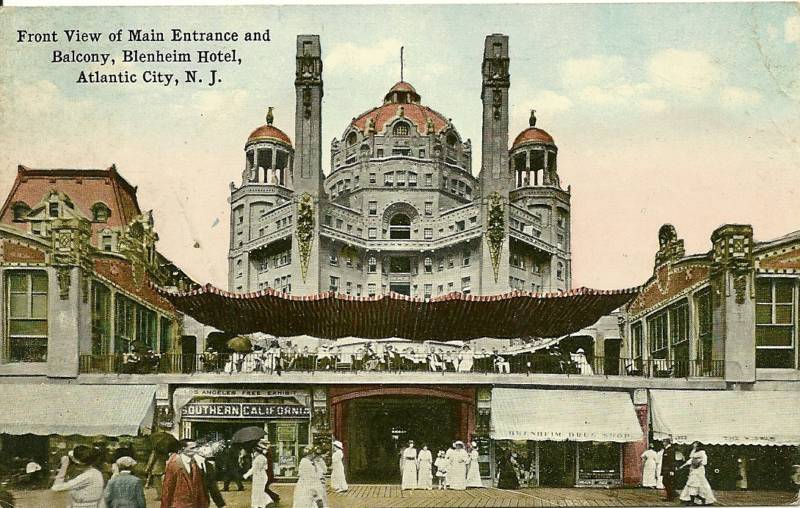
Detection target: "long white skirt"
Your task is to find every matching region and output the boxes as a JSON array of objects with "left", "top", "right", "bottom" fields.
[
  {"left": 418, "top": 463, "right": 433, "bottom": 489},
  {"left": 466, "top": 461, "right": 482, "bottom": 488},
  {"left": 331, "top": 460, "right": 348, "bottom": 492},
  {"left": 401, "top": 460, "right": 418, "bottom": 490},
  {"left": 680, "top": 467, "right": 716, "bottom": 505},
  {"left": 448, "top": 461, "right": 467, "bottom": 491},
  {"left": 642, "top": 458, "right": 658, "bottom": 488}
]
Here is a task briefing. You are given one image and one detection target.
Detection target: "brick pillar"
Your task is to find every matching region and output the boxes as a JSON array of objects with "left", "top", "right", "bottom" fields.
[{"left": 623, "top": 389, "right": 649, "bottom": 486}]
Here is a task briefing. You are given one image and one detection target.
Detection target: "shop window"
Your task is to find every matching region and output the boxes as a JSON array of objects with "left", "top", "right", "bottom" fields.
[
  {"left": 267, "top": 421, "right": 310, "bottom": 478},
  {"left": 577, "top": 442, "right": 621, "bottom": 485},
  {"left": 91, "top": 282, "right": 112, "bottom": 356},
  {"left": 755, "top": 278, "right": 797, "bottom": 368},
  {"left": 6, "top": 271, "right": 48, "bottom": 362}
]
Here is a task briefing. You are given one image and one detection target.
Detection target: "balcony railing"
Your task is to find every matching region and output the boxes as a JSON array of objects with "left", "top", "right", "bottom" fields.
[{"left": 78, "top": 352, "right": 725, "bottom": 378}]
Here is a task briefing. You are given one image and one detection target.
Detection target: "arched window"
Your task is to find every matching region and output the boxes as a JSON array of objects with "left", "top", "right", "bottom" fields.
[
  {"left": 446, "top": 133, "right": 458, "bottom": 146},
  {"left": 347, "top": 132, "right": 358, "bottom": 146},
  {"left": 91, "top": 202, "right": 111, "bottom": 223},
  {"left": 393, "top": 122, "right": 410, "bottom": 136},
  {"left": 10, "top": 202, "right": 30, "bottom": 221},
  {"left": 389, "top": 214, "right": 411, "bottom": 239}
]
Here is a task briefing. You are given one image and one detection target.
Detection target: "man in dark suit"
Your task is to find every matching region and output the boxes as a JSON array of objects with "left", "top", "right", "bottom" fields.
[
  {"left": 219, "top": 442, "right": 244, "bottom": 492},
  {"left": 262, "top": 441, "right": 281, "bottom": 503},
  {"left": 196, "top": 443, "right": 226, "bottom": 508},
  {"left": 660, "top": 437, "right": 677, "bottom": 501}
]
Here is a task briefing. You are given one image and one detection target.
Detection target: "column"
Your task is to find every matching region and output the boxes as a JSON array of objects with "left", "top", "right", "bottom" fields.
[{"left": 622, "top": 389, "right": 648, "bottom": 486}]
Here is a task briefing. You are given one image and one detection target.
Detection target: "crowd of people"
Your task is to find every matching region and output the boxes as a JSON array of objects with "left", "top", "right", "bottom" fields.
[
  {"left": 201, "top": 340, "right": 591, "bottom": 376},
  {"left": 641, "top": 438, "right": 717, "bottom": 506},
  {"left": 397, "top": 440, "right": 483, "bottom": 491}
]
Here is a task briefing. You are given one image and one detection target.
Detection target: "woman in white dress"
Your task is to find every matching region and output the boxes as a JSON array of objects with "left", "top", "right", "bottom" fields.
[
  {"left": 466, "top": 442, "right": 482, "bottom": 488},
  {"left": 448, "top": 441, "right": 470, "bottom": 491},
  {"left": 417, "top": 445, "right": 433, "bottom": 490},
  {"left": 679, "top": 442, "right": 716, "bottom": 505},
  {"left": 313, "top": 447, "right": 330, "bottom": 508},
  {"left": 243, "top": 439, "right": 275, "bottom": 508},
  {"left": 655, "top": 445, "right": 665, "bottom": 489},
  {"left": 640, "top": 443, "right": 659, "bottom": 488},
  {"left": 457, "top": 347, "right": 474, "bottom": 372},
  {"left": 400, "top": 441, "right": 418, "bottom": 490},
  {"left": 330, "top": 441, "right": 348, "bottom": 493},
  {"left": 293, "top": 447, "right": 321, "bottom": 508}
]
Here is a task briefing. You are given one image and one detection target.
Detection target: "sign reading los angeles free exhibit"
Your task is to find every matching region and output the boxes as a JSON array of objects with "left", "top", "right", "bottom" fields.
[{"left": 181, "top": 403, "right": 311, "bottom": 419}]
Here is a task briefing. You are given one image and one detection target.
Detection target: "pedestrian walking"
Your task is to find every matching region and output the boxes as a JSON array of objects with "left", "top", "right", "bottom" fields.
[
  {"left": 466, "top": 442, "right": 482, "bottom": 488},
  {"left": 660, "top": 438, "right": 677, "bottom": 501},
  {"left": 219, "top": 442, "right": 244, "bottom": 492},
  {"left": 496, "top": 451, "right": 519, "bottom": 490},
  {"left": 400, "top": 440, "right": 418, "bottom": 490},
  {"left": 655, "top": 444, "right": 665, "bottom": 489},
  {"left": 104, "top": 457, "right": 146, "bottom": 508},
  {"left": 434, "top": 451, "right": 448, "bottom": 490},
  {"left": 292, "top": 447, "right": 321, "bottom": 508},
  {"left": 195, "top": 442, "right": 227, "bottom": 508},
  {"left": 242, "top": 438, "right": 274, "bottom": 508},
  {"left": 51, "top": 445, "right": 105, "bottom": 508},
  {"left": 416, "top": 445, "right": 433, "bottom": 490},
  {"left": 444, "top": 442, "right": 455, "bottom": 488},
  {"left": 313, "top": 447, "right": 330, "bottom": 508},
  {"left": 330, "top": 440, "right": 348, "bottom": 493},
  {"left": 679, "top": 442, "right": 716, "bottom": 506},
  {"left": 447, "top": 441, "right": 469, "bottom": 491},
  {"left": 641, "top": 443, "right": 659, "bottom": 488},
  {"left": 160, "top": 439, "right": 210, "bottom": 508}
]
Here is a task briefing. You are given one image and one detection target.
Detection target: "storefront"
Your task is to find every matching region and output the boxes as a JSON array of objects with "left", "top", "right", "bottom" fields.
[
  {"left": 650, "top": 389, "right": 800, "bottom": 491},
  {"left": 173, "top": 387, "right": 312, "bottom": 478},
  {"left": 490, "top": 388, "right": 643, "bottom": 487}
]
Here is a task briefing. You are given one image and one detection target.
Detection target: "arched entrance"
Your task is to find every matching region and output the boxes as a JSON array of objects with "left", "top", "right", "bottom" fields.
[{"left": 330, "top": 386, "right": 475, "bottom": 483}]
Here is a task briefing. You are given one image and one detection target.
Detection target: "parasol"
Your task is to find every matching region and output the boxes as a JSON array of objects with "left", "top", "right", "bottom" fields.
[
  {"left": 226, "top": 336, "right": 253, "bottom": 353},
  {"left": 150, "top": 432, "right": 180, "bottom": 454},
  {"left": 231, "top": 426, "right": 266, "bottom": 444}
]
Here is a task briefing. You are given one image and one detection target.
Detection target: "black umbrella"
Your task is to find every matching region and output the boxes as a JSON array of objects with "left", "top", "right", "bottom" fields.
[{"left": 231, "top": 426, "right": 266, "bottom": 444}]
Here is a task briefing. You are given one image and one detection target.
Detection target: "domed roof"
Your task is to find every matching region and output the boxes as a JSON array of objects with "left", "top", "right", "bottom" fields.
[
  {"left": 247, "top": 107, "right": 292, "bottom": 147},
  {"left": 351, "top": 82, "right": 449, "bottom": 136},
  {"left": 512, "top": 110, "right": 556, "bottom": 149}
]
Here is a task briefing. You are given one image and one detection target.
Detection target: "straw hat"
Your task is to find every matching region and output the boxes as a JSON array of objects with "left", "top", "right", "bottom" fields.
[
  {"left": 333, "top": 441, "right": 343, "bottom": 450},
  {"left": 69, "top": 445, "right": 99, "bottom": 466}
]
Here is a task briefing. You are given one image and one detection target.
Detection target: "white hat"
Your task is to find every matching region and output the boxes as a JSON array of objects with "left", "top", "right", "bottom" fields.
[
  {"left": 25, "top": 462, "right": 41, "bottom": 474},
  {"left": 115, "top": 456, "right": 137, "bottom": 468},
  {"left": 333, "top": 441, "right": 343, "bottom": 450}
]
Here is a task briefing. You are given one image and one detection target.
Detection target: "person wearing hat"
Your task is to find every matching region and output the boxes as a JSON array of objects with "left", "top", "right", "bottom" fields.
[
  {"left": 293, "top": 446, "right": 322, "bottom": 508},
  {"left": 399, "top": 440, "right": 418, "bottom": 490},
  {"left": 51, "top": 444, "right": 105, "bottom": 508},
  {"left": 219, "top": 441, "right": 244, "bottom": 492},
  {"left": 160, "top": 439, "right": 210, "bottom": 508},
  {"left": 104, "top": 456, "right": 146, "bottom": 508},
  {"left": 466, "top": 442, "right": 482, "bottom": 488},
  {"left": 195, "top": 442, "right": 227, "bottom": 508},
  {"left": 660, "top": 437, "right": 677, "bottom": 501},
  {"left": 330, "top": 440, "right": 348, "bottom": 493},
  {"left": 242, "top": 438, "right": 275, "bottom": 508},
  {"left": 312, "top": 447, "right": 330, "bottom": 507},
  {"left": 448, "top": 441, "right": 469, "bottom": 491}
]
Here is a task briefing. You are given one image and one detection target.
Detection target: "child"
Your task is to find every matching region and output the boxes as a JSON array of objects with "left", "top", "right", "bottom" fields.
[{"left": 434, "top": 450, "right": 449, "bottom": 490}]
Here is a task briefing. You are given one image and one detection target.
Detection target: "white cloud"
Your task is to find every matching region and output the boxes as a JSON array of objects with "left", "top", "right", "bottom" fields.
[
  {"left": 636, "top": 98, "right": 668, "bottom": 113},
  {"left": 720, "top": 87, "right": 763, "bottom": 108},
  {"left": 647, "top": 49, "right": 725, "bottom": 93},
  {"left": 786, "top": 15, "right": 800, "bottom": 43},
  {"left": 577, "top": 82, "right": 653, "bottom": 106},
  {"left": 325, "top": 38, "right": 403, "bottom": 73},
  {"left": 523, "top": 89, "right": 574, "bottom": 114},
  {"left": 560, "top": 55, "right": 626, "bottom": 86}
]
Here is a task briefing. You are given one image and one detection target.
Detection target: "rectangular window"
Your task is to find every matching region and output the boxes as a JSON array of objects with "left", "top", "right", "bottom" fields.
[
  {"left": 6, "top": 271, "right": 48, "bottom": 362},
  {"left": 669, "top": 299, "right": 690, "bottom": 374},
  {"left": 424, "top": 202, "right": 433, "bottom": 216},
  {"left": 368, "top": 201, "right": 378, "bottom": 216},
  {"left": 101, "top": 235, "right": 113, "bottom": 252},
  {"left": 396, "top": 172, "right": 406, "bottom": 186},
  {"left": 329, "top": 276, "right": 340, "bottom": 293},
  {"left": 408, "top": 173, "right": 417, "bottom": 187},
  {"left": 419, "top": 149, "right": 426, "bottom": 158},
  {"left": 647, "top": 311, "right": 669, "bottom": 359},
  {"left": 356, "top": 284, "right": 362, "bottom": 296},
  {"left": 425, "top": 174, "right": 433, "bottom": 186},
  {"left": 448, "top": 282, "right": 454, "bottom": 291},
  {"left": 384, "top": 173, "right": 394, "bottom": 186},
  {"left": 696, "top": 289, "right": 714, "bottom": 370},
  {"left": 159, "top": 317, "right": 172, "bottom": 354},
  {"left": 368, "top": 258, "right": 377, "bottom": 273},
  {"left": 367, "top": 283, "right": 376, "bottom": 296},
  {"left": 463, "top": 251, "right": 471, "bottom": 267},
  {"left": 389, "top": 257, "right": 412, "bottom": 274},
  {"left": 456, "top": 220, "right": 465, "bottom": 232},
  {"left": 336, "top": 218, "right": 344, "bottom": 229},
  {"left": 354, "top": 176, "right": 360, "bottom": 188},
  {"left": 369, "top": 172, "right": 377, "bottom": 184},
  {"left": 438, "top": 259, "right": 444, "bottom": 272},
  {"left": 631, "top": 322, "right": 643, "bottom": 360},
  {"left": 424, "top": 284, "right": 432, "bottom": 299},
  {"left": 91, "top": 282, "right": 112, "bottom": 356},
  {"left": 756, "top": 278, "right": 796, "bottom": 368},
  {"left": 329, "top": 251, "right": 338, "bottom": 266},
  {"left": 461, "top": 277, "right": 471, "bottom": 294},
  {"left": 437, "top": 284, "right": 444, "bottom": 294},
  {"left": 376, "top": 149, "right": 384, "bottom": 158},
  {"left": 448, "top": 257, "right": 454, "bottom": 269},
  {"left": 324, "top": 215, "right": 332, "bottom": 226},
  {"left": 424, "top": 258, "right": 433, "bottom": 273},
  {"left": 368, "top": 227, "right": 377, "bottom": 240},
  {"left": 346, "top": 282, "right": 352, "bottom": 295},
  {"left": 424, "top": 228, "right": 433, "bottom": 240}
]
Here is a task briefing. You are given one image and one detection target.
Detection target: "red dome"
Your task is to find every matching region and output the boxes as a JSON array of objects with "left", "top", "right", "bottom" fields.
[
  {"left": 512, "top": 127, "right": 555, "bottom": 148},
  {"left": 351, "top": 81, "right": 449, "bottom": 136},
  {"left": 388, "top": 81, "right": 417, "bottom": 94},
  {"left": 247, "top": 125, "right": 292, "bottom": 147}
]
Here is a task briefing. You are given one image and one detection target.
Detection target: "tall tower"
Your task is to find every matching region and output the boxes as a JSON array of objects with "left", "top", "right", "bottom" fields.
[
  {"left": 292, "top": 35, "right": 325, "bottom": 293},
  {"left": 479, "top": 34, "right": 512, "bottom": 294}
]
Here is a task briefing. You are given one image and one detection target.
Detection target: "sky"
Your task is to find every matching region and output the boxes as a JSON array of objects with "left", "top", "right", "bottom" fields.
[{"left": 0, "top": 4, "right": 798, "bottom": 290}]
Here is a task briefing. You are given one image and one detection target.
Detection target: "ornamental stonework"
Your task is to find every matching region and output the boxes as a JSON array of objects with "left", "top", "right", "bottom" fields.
[
  {"left": 757, "top": 245, "right": 800, "bottom": 272},
  {"left": 627, "top": 263, "right": 710, "bottom": 317}
]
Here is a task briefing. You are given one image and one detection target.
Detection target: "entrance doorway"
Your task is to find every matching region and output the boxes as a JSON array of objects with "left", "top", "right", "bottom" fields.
[
  {"left": 538, "top": 441, "right": 576, "bottom": 486},
  {"left": 345, "top": 396, "right": 458, "bottom": 483}
]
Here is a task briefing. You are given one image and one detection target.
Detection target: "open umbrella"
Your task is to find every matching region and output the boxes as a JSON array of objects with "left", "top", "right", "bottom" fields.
[
  {"left": 150, "top": 432, "right": 180, "bottom": 454},
  {"left": 231, "top": 426, "right": 266, "bottom": 444},
  {"left": 226, "top": 336, "right": 253, "bottom": 353}
]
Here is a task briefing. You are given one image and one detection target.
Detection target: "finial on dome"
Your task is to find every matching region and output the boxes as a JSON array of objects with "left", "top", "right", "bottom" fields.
[
  {"left": 266, "top": 107, "right": 274, "bottom": 125},
  {"left": 529, "top": 109, "right": 537, "bottom": 127}
]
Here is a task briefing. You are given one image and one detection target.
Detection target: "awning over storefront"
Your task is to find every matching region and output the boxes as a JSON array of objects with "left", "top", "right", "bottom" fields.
[
  {"left": 490, "top": 388, "right": 643, "bottom": 443},
  {"left": 156, "top": 284, "right": 638, "bottom": 340},
  {"left": 650, "top": 390, "right": 800, "bottom": 446},
  {"left": 0, "top": 384, "right": 156, "bottom": 436}
]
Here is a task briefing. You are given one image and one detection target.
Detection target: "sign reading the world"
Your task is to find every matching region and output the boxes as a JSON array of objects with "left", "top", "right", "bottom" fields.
[{"left": 182, "top": 403, "right": 310, "bottom": 419}]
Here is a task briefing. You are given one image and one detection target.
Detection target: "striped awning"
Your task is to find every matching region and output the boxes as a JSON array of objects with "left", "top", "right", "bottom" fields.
[{"left": 155, "top": 284, "right": 638, "bottom": 340}]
